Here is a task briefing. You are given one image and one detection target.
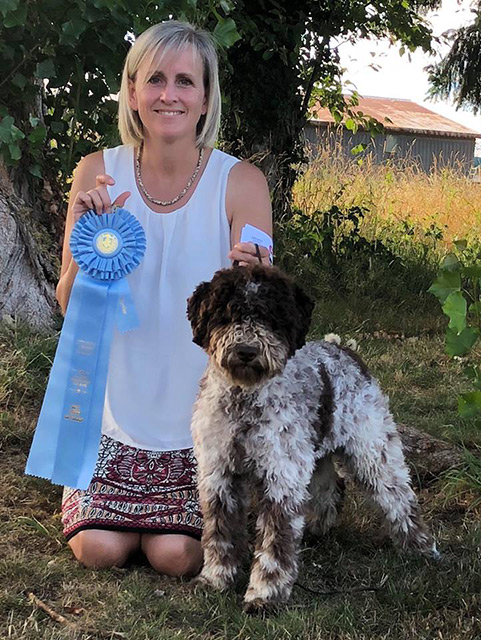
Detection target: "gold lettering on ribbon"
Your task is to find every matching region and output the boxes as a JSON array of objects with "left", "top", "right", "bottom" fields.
[
  {"left": 76, "top": 339, "right": 95, "bottom": 356},
  {"left": 64, "top": 404, "right": 84, "bottom": 422},
  {"left": 119, "top": 297, "right": 127, "bottom": 315},
  {"left": 71, "top": 369, "right": 90, "bottom": 394}
]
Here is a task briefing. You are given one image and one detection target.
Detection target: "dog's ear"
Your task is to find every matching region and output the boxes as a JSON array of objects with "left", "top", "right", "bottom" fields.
[
  {"left": 293, "top": 283, "right": 314, "bottom": 348},
  {"left": 187, "top": 281, "right": 212, "bottom": 348}
]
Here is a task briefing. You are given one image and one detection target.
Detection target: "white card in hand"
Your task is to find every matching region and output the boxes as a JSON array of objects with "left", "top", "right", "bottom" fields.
[{"left": 240, "top": 224, "right": 273, "bottom": 261}]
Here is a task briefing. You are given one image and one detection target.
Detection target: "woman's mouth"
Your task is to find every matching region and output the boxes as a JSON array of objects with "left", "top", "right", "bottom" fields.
[{"left": 155, "top": 110, "right": 184, "bottom": 116}]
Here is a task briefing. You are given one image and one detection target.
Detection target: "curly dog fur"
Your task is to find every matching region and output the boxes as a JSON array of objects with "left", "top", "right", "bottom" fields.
[{"left": 187, "top": 265, "right": 437, "bottom": 613}]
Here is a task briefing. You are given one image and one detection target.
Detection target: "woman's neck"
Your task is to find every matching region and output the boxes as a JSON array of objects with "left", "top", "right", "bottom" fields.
[{"left": 140, "top": 137, "right": 201, "bottom": 178}]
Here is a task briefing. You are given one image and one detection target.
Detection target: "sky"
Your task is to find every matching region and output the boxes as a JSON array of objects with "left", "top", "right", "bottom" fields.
[{"left": 337, "top": 0, "right": 481, "bottom": 135}]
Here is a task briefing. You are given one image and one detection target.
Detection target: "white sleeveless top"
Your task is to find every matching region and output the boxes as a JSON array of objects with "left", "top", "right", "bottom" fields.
[{"left": 101, "top": 145, "right": 238, "bottom": 451}]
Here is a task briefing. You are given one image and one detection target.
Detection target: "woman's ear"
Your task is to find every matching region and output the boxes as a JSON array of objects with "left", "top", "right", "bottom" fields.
[{"left": 128, "top": 78, "right": 138, "bottom": 111}]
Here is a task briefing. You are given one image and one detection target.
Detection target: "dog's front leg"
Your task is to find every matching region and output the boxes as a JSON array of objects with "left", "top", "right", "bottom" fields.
[
  {"left": 196, "top": 469, "right": 249, "bottom": 591},
  {"left": 244, "top": 496, "right": 304, "bottom": 614}
]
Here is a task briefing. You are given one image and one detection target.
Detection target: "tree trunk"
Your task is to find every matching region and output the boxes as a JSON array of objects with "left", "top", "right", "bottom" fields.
[
  {"left": 0, "top": 161, "right": 57, "bottom": 330},
  {"left": 397, "top": 423, "right": 464, "bottom": 485},
  {"left": 221, "top": 8, "right": 307, "bottom": 223}
]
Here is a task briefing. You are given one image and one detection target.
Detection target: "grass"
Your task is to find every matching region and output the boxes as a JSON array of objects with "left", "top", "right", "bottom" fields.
[
  {"left": 293, "top": 139, "right": 481, "bottom": 248},
  {"left": 2, "top": 313, "right": 481, "bottom": 638},
  {"left": 3, "top": 153, "right": 481, "bottom": 638}
]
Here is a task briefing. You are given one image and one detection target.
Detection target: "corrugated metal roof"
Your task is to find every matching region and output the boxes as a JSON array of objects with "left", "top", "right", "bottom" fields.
[{"left": 310, "top": 96, "right": 481, "bottom": 139}]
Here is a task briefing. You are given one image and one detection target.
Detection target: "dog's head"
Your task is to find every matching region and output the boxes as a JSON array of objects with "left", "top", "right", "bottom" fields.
[{"left": 187, "top": 265, "right": 314, "bottom": 388}]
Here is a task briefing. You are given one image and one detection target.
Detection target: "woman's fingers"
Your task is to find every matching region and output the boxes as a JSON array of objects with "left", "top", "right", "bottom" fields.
[
  {"left": 112, "top": 191, "right": 131, "bottom": 209},
  {"left": 93, "top": 175, "right": 115, "bottom": 212},
  {"left": 73, "top": 191, "right": 95, "bottom": 221},
  {"left": 95, "top": 174, "right": 115, "bottom": 188},
  {"left": 228, "top": 242, "right": 270, "bottom": 265},
  {"left": 72, "top": 176, "right": 130, "bottom": 222}
]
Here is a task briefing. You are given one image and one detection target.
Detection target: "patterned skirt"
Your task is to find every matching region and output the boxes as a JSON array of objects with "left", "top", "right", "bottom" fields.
[{"left": 61, "top": 435, "right": 203, "bottom": 541}]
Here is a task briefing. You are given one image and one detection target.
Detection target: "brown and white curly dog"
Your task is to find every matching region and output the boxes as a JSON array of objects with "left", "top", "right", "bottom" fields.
[{"left": 187, "top": 265, "right": 437, "bottom": 614}]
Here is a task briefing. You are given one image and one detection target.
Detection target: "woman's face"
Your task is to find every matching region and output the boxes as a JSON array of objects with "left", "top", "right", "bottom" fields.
[{"left": 129, "top": 45, "right": 208, "bottom": 144}]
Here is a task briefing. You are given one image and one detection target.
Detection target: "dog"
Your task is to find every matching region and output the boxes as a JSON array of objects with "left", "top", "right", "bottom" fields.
[{"left": 187, "top": 264, "right": 437, "bottom": 614}]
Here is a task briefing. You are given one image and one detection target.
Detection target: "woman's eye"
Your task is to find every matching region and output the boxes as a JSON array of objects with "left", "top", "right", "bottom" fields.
[
  {"left": 148, "top": 76, "right": 161, "bottom": 84},
  {"left": 178, "top": 77, "right": 192, "bottom": 86}
]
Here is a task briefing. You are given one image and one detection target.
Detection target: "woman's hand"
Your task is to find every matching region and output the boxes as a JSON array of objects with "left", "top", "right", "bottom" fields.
[
  {"left": 72, "top": 174, "right": 131, "bottom": 222},
  {"left": 228, "top": 242, "right": 271, "bottom": 267}
]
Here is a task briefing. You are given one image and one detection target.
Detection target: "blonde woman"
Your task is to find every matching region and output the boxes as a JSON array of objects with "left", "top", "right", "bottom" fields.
[{"left": 57, "top": 20, "right": 272, "bottom": 576}]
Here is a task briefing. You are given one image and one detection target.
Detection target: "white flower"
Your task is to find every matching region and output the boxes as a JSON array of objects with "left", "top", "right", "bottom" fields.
[
  {"left": 324, "top": 333, "right": 341, "bottom": 345},
  {"left": 346, "top": 338, "right": 358, "bottom": 351}
]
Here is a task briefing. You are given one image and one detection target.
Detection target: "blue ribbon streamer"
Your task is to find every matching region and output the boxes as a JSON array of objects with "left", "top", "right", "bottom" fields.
[{"left": 25, "top": 209, "right": 146, "bottom": 489}]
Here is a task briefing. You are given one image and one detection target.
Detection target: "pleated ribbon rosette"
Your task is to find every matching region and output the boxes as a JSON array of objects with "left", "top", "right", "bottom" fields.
[{"left": 25, "top": 208, "right": 146, "bottom": 489}]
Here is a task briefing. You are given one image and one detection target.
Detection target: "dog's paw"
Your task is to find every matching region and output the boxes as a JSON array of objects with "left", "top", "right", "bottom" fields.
[
  {"left": 190, "top": 574, "right": 211, "bottom": 592},
  {"left": 428, "top": 542, "right": 442, "bottom": 560},
  {"left": 192, "top": 570, "right": 232, "bottom": 592},
  {"left": 243, "top": 598, "right": 279, "bottom": 617}
]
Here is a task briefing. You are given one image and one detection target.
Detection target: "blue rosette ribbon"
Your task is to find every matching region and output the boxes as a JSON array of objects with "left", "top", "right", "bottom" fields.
[{"left": 25, "top": 208, "right": 146, "bottom": 489}]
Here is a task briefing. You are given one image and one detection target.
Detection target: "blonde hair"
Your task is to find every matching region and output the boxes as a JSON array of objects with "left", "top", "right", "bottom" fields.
[{"left": 118, "top": 20, "right": 221, "bottom": 148}]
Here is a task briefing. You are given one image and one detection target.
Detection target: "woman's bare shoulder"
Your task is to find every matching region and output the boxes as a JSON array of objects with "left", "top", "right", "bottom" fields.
[
  {"left": 228, "top": 160, "right": 267, "bottom": 188},
  {"left": 73, "top": 150, "right": 105, "bottom": 185},
  {"left": 225, "top": 160, "right": 272, "bottom": 234}
]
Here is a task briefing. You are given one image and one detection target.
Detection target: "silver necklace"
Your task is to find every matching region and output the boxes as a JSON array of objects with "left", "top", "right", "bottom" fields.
[{"left": 135, "top": 145, "right": 204, "bottom": 207}]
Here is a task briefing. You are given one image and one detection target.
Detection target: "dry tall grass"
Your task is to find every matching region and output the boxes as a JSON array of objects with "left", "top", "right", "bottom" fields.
[{"left": 293, "top": 139, "right": 481, "bottom": 249}]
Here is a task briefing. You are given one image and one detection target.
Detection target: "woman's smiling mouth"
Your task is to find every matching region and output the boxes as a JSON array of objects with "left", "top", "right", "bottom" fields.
[{"left": 155, "top": 110, "right": 184, "bottom": 116}]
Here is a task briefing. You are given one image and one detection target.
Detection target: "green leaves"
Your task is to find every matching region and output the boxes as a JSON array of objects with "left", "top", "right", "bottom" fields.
[
  {"left": 0, "top": 0, "right": 20, "bottom": 16},
  {"left": 0, "top": 114, "right": 25, "bottom": 163},
  {"left": 60, "top": 17, "right": 89, "bottom": 43},
  {"left": 443, "top": 291, "right": 467, "bottom": 333},
  {"left": 446, "top": 327, "right": 478, "bottom": 357},
  {"left": 3, "top": 2, "right": 27, "bottom": 27},
  {"left": 428, "top": 269, "right": 461, "bottom": 303},
  {"left": 345, "top": 118, "right": 358, "bottom": 132},
  {"left": 213, "top": 17, "right": 241, "bottom": 49},
  {"left": 459, "top": 391, "right": 481, "bottom": 418},
  {"left": 35, "top": 59, "right": 56, "bottom": 80},
  {"left": 430, "top": 239, "right": 481, "bottom": 417},
  {"left": 1, "top": 0, "right": 243, "bottom": 184}
]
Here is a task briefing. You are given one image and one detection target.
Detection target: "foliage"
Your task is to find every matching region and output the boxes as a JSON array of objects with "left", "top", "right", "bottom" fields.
[
  {"left": 280, "top": 203, "right": 393, "bottom": 269},
  {"left": 428, "top": 6, "right": 481, "bottom": 112},
  {"left": 274, "top": 199, "right": 440, "bottom": 333},
  {"left": 442, "top": 445, "right": 481, "bottom": 510},
  {"left": 0, "top": 0, "right": 240, "bottom": 196},
  {"left": 222, "top": 0, "right": 438, "bottom": 217},
  {"left": 429, "top": 240, "right": 481, "bottom": 420},
  {"left": 293, "top": 138, "right": 481, "bottom": 248},
  {"left": 1, "top": 0, "right": 438, "bottom": 214}
]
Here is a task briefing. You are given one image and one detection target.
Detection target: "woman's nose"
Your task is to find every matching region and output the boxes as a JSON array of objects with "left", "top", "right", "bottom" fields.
[{"left": 160, "top": 81, "right": 177, "bottom": 102}]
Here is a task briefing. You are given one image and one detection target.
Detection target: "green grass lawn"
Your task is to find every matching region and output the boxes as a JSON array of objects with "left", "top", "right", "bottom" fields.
[{"left": 2, "top": 288, "right": 481, "bottom": 638}]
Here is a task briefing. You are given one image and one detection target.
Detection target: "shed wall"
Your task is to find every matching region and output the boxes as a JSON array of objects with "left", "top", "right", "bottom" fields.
[{"left": 304, "top": 124, "right": 476, "bottom": 174}]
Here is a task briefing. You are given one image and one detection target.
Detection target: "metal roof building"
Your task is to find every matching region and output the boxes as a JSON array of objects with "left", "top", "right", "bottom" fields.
[{"left": 306, "top": 96, "right": 480, "bottom": 173}]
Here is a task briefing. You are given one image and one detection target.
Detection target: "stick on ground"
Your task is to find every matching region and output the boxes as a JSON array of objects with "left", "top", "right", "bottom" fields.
[{"left": 27, "top": 592, "right": 73, "bottom": 626}]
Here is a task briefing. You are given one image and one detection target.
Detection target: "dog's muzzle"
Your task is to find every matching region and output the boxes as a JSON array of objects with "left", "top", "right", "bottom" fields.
[
  {"left": 222, "top": 344, "right": 268, "bottom": 387},
  {"left": 235, "top": 344, "right": 259, "bottom": 364},
  {"left": 211, "top": 322, "right": 289, "bottom": 388}
]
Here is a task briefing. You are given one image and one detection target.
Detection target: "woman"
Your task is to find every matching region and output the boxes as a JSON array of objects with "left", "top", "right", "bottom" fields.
[{"left": 56, "top": 20, "right": 272, "bottom": 576}]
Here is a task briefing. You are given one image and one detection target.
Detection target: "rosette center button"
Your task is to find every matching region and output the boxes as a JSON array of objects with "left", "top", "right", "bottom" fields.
[{"left": 93, "top": 230, "right": 123, "bottom": 257}]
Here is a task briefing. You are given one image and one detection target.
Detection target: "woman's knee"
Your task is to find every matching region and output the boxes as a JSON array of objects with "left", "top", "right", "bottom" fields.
[
  {"left": 68, "top": 530, "right": 140, "bottom": 568},
  {"left": 142, "top": 534, "right": 203, "bottom": 577}
]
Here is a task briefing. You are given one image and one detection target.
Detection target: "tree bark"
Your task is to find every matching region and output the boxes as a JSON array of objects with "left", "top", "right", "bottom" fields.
[
  {"left": 397, "top": 423, "right": 464, "bottom": 485},
  {"left": 0, "top": 161, "right": 57, "bottom": 330}
]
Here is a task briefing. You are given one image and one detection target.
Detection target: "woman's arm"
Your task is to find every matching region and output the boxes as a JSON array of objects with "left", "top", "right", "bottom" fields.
[
  {"left": 56, "top": 151, "right": 130, "bottom": 314},
  {"left": 226, "top": 161, "right": 272, "bottom": 266}
]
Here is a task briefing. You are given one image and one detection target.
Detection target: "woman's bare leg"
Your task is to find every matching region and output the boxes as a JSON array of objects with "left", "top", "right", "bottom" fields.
[
  {"left": 141, "top": 534, "right": 203, "bottom": 577},
  {"left": 68, "top": 530, "right": 141, "bottom": 568}
]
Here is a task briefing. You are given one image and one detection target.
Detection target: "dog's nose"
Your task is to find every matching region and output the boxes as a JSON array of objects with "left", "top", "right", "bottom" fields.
[{"left": 236, "top": 345, "right": 258, "bottom": 363}]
